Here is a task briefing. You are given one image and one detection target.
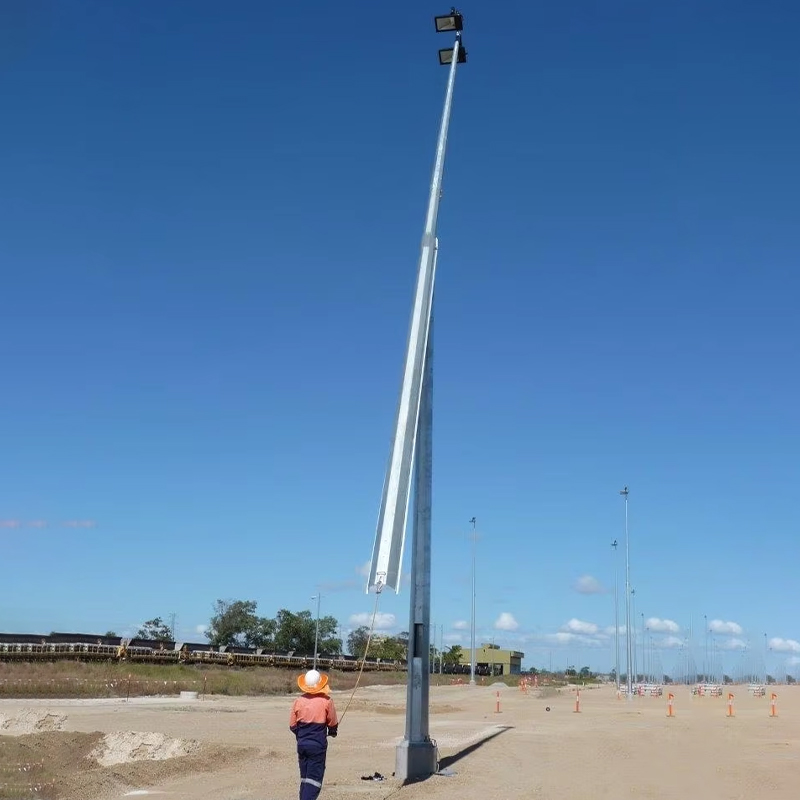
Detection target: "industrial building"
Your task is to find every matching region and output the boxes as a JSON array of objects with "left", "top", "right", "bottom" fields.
[{"left": 459, "top": 643, "right": 524, "bottom": 676}]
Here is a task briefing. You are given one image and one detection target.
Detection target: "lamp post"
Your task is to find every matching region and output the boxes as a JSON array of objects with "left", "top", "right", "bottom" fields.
[
  {"left": 312, "top": 593, "right": 322, "bottom": 670},
  {"left": 611, "top": 539, "right": 620, "bottom": 689},
  {"left": 764, "top": 632, "right": 768, "bottom": 684},
  {"left": 379, "top": 9, "right": 467, "bottom": 784},
  {"left": 631, "top": 587, "right": 637, "bottom": 684},
  {"left": 641, "top": 612, "right": 645, "bottom": 683},
  {"left": 620, "top": 487, "right": 632, "bottom": 698},
  {"left": 469, "top": 516, "right": 477, "bottom": 686}
]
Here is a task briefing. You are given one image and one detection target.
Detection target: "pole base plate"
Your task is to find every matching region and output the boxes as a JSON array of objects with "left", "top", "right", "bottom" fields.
[{"left": 395, "top": 739, "right": 437, "bottom": 783}]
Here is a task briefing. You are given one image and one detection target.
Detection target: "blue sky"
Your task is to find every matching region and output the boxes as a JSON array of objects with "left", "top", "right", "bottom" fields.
[{"left": 2, "top": 1, "right": 799, "bottom": 676}]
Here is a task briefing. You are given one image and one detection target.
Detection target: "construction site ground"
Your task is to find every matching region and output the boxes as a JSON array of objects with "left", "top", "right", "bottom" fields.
[{"left": 1, "top": 682, "right": 799, "bottom": 799}]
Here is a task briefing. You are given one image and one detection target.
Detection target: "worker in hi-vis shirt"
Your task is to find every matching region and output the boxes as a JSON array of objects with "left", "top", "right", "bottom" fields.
[{"left": 289, "top": 669, "right": 339, "bottom": 800}]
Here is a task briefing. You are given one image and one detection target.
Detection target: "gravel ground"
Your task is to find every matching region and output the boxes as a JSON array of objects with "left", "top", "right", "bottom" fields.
[{"left": 0, "top": 682, "right": 798, "bottom": 799}]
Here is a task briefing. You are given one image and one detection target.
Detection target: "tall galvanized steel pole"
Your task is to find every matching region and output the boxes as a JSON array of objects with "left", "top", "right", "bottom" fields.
[
  {"left": 469, "top": 516, "right": 477, "bottom": 685},
  {"left": 396, "top": 30, "right": 463, "bottom": 784},
  {"left": 621, "top": 486, "right": 633, "bottom": 698},
  {"left": 364, "top": 11, "right": 466, "bottom": 783},
  {"left": 612, "top": 540, "right": 620, "bottom": 690}
]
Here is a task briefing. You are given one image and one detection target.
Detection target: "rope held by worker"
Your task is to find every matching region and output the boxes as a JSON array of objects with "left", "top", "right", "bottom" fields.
[{"left": 339, "top": 585, "right": 383, "bottom": 724}]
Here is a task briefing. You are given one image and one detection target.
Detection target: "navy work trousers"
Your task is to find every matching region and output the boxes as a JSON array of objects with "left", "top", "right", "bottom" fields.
[{"left": 297, "top": 745, "right": 327, "bottom": 800}]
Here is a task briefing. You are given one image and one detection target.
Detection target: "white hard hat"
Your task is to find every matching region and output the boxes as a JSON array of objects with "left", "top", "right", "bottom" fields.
[
  {"left": 297, "top": 668, "right": 329, "bottom": 694},
  {"left": 305, "top": 669, "right": 321, "bottom": 688}
]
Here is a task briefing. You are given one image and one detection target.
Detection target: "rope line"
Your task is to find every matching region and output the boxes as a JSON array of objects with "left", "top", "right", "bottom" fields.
[{"left": 338, "top": 586, "right": 382, "bottom": 724}]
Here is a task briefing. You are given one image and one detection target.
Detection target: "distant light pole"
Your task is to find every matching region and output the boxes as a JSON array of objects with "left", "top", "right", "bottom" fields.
[
  {"left": 640, "top": 612, "right": 645, "bottom": 682},
  {"left": 469, "top": 516, "right": 477, "bottom": 686},
  {"left": 611, "top": 539, "right": 620, "bottom": 689},
  {"left": 764, "top": 632, "right": 768, "bottom": 684},
  {"left": 311, "top": 592, "right": 322, "bottom": 670},
  {"left": 631, "top": 587, "right": 637, "bottom": 683},
  {"left": 703, "top": 614, "right": 708, "bottom": 681},
  {"left": 620, "top": 486, "right": 632, "bottom": 698}
]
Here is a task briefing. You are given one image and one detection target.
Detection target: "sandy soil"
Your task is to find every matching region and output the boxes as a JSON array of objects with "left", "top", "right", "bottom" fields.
[{"left": 1, "top": 682, "right": 799, "bottom": 799}]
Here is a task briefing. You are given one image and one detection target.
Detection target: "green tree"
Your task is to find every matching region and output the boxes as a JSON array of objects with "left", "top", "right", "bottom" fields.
[
  {"left": 347, "top": 626, "right": 370, "bottom": 657},
  {"left": 273, "top": 609, "right": 341, "bottom": 655},
  {"left": 373, "top": 635, "right": 405, "bottom": 661},
  {"left": 206, "top": 600, "right": 262, "bottom": 647},
  {"left": 136, "top": 617, "right": 172, "bottom": 641},
  {"left": 245, "top": 616, "right": 277, "bottom": 649},
  {"left": 317, "top": 616, "right": 342, "bottom": 655},
  {"left": 442, "top": 645, "right": 463, "bottom": 665},
  {"left": 105, "top": 631, "right": 118, "bottom": 637},
  {"left": 346, "top": 628, "right": 406, "bottom": 660}
]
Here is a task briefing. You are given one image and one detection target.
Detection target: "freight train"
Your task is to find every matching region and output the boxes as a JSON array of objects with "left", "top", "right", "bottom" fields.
[{"left": 0, "top": 632, "right": 401, "bottom": 671}]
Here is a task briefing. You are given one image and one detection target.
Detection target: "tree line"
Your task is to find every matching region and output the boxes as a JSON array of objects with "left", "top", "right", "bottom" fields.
[{"left": 132, "top": 599, "right": 469, "bottom": 662}]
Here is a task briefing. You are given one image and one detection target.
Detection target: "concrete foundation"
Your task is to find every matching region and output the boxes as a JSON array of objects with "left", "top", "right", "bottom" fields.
[{"left": 395, "top": 738, "right": 438, "bottom": 783}]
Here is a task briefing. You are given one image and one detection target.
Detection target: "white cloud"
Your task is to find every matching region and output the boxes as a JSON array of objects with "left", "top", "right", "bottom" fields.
[
  {"left": 721, "top": 638, "right": 747, "bottom": 651},
  {"left": 709, "top": 619, "right": 743, "bottom": 636},
  {"left": 561, "top": 618, "right": 598, "bottom": 636},
  {"left": 544, "top": 631, "right": 603, "bottom": 648},
  {"left": 574, "top": 575, "right": 605, "bottom": 595},
  {"left": 787, "top": 656, "right": 800, "bottom": 667},
  {"left": 769, "top": 637, "right": 800, "bottom": 653},
  {"left": 195, "top": 624, "right": 208, "bottom": 635},
  {"left": 357, "top": 561, "right": 371, "bottom": 577},
  {"left": 348, "top": 612, "right": 396, "bottom": 630},
  {"left": 494, "top": 612, "right": 519, "bottom": 631},
  {"left": 545, "top": 632, "right": 577, "bottom": 645},
  {"left": 452, "top": 620, "right": 469, "bottom": 631},
  {"left": 443, "top": 633, "right": 463, "bottom": 644},
  {"left": 646, "top": 617, "right": 680, "bottom": 633},
  {"left": 656, "top": 636, "right": 684, "bottom": 649},
  {"left": 604, "top": 624, "right": 627, "bottom": 636}
]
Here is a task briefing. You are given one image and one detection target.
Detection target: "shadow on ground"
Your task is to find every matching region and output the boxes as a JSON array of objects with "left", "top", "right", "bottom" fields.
[{"left": 437, "top": 725, "right": 514, "bottom": 771}]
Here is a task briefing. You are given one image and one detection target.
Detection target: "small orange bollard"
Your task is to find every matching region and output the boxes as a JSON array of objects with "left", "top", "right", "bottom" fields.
[
  {"left": 770, "top": 692, "right": 778, "bottom": 717},
  {"left": 727, "top": 692, "right": 735, "bottom": 717},
  {"left": 495, "top": 691, "right": 501, "bottom": 713},
  {"left": 667, "top": 692, "right": 675, "bottom": 717},
  {"left": 574, "top": 689, "right": 581, "bottom": 713}
]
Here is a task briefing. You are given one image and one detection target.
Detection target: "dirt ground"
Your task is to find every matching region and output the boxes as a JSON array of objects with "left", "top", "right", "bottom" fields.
[{"left": 1, "top": 682, "right": 799, "bottom": 799}]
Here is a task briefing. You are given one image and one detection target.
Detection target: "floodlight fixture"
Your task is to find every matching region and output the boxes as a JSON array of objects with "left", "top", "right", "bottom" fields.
[
  {"left": 438, "top": 46, "right": 468, "bottom": 66},
  {"left": 434, "top": 8, "right": 464, "bottom": 33}
]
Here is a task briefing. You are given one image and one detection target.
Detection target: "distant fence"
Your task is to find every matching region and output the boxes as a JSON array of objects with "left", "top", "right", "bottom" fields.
[{"left": 0, "top": 676, "right": 204, "bottom": 700}]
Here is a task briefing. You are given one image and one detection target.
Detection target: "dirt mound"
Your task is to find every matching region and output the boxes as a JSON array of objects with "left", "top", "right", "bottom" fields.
[
  {"left": 0, "top": 731, "right": 102, "bottom": 799},
  {"left": 0, "top": 731, "right": 255, "bottom": 799},
  {"left": 0, "top": 709, "right": 67, "bottom": 734},
  {"left": 90, "top": 731, "right": 201, "bottom": 766}
]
